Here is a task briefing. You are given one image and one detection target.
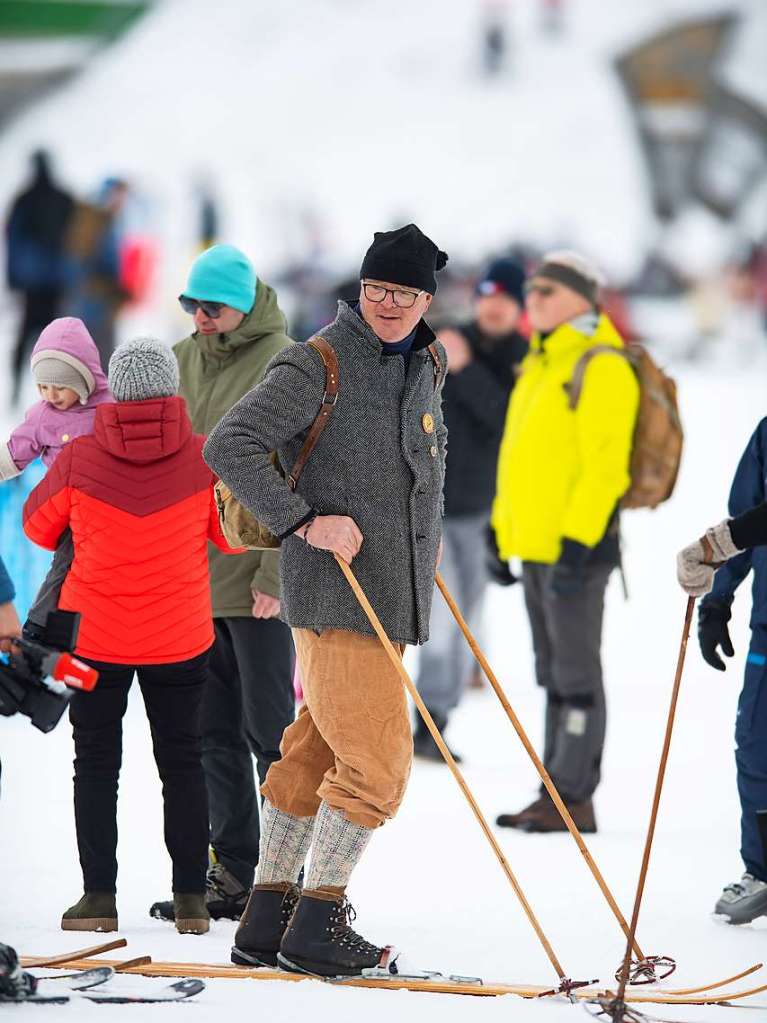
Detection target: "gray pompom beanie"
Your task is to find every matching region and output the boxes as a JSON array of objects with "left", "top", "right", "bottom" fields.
[{"left": 108, "top": 338, "right": 179, "bottom": 402}]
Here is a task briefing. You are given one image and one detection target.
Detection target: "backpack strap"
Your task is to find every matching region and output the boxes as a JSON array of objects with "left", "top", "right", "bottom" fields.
[
  {"left": 426, "top": 342, "right": 443, "bottom": 387},
  {"left": 566, "top": 345, "right": 631, "bottom": 410},
  {"left": 286, "top": 336, "right": 339, "bottom": 491}
]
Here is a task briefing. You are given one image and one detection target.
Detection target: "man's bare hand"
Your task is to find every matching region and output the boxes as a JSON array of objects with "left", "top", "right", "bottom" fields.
[
  {"left": 305, "top": 515, "right": 363, "bottom": 564},
  {"left": 0, "top": 600, "right": 22, "bottom": 653},
  {"left": 251, "top": 591, "right": 281, "bottom": 619},
  {"left": 437, "top": 327, "right": 473, "bottom": 373}
]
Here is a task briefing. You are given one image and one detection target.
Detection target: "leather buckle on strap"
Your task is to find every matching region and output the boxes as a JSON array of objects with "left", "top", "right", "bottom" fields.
[{"left": 322, "top": 391, "right": 338, "bottom": 406}]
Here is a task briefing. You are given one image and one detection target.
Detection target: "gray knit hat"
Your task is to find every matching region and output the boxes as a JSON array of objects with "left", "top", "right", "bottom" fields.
[
  {"left": 108, "top": 338, "right": 179, "bottom": 402},
  {"left": 33, "top": 357, "right": 91, "bottom": 404}
]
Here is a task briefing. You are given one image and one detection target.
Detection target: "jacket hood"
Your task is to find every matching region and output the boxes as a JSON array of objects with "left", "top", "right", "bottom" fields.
[
  {"left": 93, "top": 396, "right": 192, "bottom": 463},
  {"left": 529, "top": 312, "right": 624, "bottom": 356},
  {"left": 31, "top": 317, "right": 111, "bottom": 403},
  {"left": 192, "top": 280, "right": 288, "bottom": 360}
]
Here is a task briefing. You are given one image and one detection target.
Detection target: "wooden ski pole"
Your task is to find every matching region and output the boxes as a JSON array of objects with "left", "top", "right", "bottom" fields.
[
  {"left": 334, "top": 554, "right": 573, "bottom": 989},
  {"left": 435, "top": 571, "right": 645, "bottom": 962},
  {"left": 609, "top": 596, "right": 696, "bottom": 1021}
]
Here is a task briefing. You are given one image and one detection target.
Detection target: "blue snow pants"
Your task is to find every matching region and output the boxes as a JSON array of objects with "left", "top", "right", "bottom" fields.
[{"left": 736, "top": 627, "right": 767, "bottom": 881}]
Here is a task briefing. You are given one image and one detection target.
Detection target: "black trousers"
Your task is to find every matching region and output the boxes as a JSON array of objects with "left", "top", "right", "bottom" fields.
[
  {"left": 202, "top": 617, "right": 295, "bottom": 888},
  {"left": 69, "top": 652, "right": 209, "bottom": 894},
  {"left": 12, "top": 288, "right": 62, "bottom": 403}
]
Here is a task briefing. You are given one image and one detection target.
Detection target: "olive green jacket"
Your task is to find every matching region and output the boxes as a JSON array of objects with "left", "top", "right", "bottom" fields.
[{"left": 174, "top": 281, "right": 293, "bottom": 616}]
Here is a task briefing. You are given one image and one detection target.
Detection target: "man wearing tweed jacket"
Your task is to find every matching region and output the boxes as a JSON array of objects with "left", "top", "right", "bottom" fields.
[{"left": 204, "top": 224, "right": 447, "bottom": 977}]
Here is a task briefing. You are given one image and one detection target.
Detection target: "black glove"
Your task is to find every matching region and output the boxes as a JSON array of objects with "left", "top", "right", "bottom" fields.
[
  {"left": 485, "top": 524, "right": 517, "bottom": 587},
  {"left": 549, "top": 538, "right": 590, "bottom": 596},
  {"left": 698, "top": 600, "right": 734, "bottom": 671},
  {"left": 0, "top": 943, "right": 36, "bottom": 1001}
]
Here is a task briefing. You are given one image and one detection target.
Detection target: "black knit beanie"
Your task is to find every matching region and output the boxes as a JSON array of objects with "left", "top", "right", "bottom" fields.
[{"left": 360, "top": 224, "right": 448, "bottom": 295}]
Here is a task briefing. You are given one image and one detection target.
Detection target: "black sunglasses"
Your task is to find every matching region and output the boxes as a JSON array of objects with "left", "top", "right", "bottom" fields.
[{"left": 178, "top": 295, "right": 225, "bottom": 318}]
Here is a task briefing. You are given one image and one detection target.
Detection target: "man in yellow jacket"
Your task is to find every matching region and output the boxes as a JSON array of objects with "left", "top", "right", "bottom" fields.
[{"left": 491, "top": 251, "right": 639, "bottom": 833}]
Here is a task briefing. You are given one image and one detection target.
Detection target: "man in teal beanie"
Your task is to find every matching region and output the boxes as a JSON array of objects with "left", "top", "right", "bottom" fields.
[
  {"left": 182, "top": 244, "right": 257, "bottom": 315},
  {"left": 149, "top": 244, "right": 295, "bottom": 924}
]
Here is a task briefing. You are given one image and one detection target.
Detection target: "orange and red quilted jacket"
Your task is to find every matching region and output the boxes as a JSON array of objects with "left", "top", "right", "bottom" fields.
[{"left": 23, "top": 395, "right": 240, "bottom": 665}]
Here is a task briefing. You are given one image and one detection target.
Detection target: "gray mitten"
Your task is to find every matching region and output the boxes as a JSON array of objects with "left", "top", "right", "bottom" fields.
[{"left": 676, "top": 520, "right": 740, "bottom": 597}]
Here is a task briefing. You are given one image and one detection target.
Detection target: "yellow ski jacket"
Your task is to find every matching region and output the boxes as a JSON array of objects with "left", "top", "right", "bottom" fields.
[{"left": 491, "top": 313, "right": 639, "bottom": 563}]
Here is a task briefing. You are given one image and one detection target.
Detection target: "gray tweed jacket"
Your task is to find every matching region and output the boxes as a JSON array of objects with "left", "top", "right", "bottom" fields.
[{"left": 204, "top": 301, "right": 447, "bottom": 645}]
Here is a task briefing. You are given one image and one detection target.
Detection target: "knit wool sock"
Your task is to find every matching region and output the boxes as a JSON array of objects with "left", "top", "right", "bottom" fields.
[
  {"left": 255, "top": 800, "right": 314, "bottom": 885},
  {"left": 304, "top": 801, "right": 374, "bottom": 890}
]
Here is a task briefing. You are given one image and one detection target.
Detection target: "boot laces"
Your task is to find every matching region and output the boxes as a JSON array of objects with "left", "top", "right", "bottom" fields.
[
  {"left": 328, "top": 899, "right": 382, "bottom": 954},
  {"left": 281, "top": 885, "right": 301, "bottom": 926}
]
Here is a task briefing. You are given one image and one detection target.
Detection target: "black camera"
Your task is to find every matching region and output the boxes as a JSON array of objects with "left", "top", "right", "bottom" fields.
[{"left": 0, "top": 611, "right": 98, "bottom": 733}]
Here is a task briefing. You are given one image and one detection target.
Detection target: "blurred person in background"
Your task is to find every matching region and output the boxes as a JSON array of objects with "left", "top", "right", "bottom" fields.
[
  {"left": 5, "top": 151, "right": 74, "bottom": 407},
  {"left": 65, "top": 178, "right": 130, "bottom": 366},
  {"left": 677, "top": 416, "right": 767, "bottom": 925},
  {"left": 414, "top": 258, "right": 527, "bottom": 760},
  {"left": 149, "top": 245, "right": 296, "bottom": 926},
  {"left": 492, "top": 251, "right": 639, "bottom": 834}
]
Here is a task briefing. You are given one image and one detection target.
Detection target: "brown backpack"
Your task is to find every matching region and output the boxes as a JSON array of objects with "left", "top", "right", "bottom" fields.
[
  {"left": 214, "top": 336, "right": 339, "bottom": 550},
  {"left": 567, "top": 344, "right": 683, "bottom": 510}
]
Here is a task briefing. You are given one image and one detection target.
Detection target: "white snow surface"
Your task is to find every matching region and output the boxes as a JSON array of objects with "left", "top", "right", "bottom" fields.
[
  {"left": 1, "top": 369, "right": 766, "bottom": 1021},
  {"left": 2, "top": 1, "right": 767, "bottom": 1019}
]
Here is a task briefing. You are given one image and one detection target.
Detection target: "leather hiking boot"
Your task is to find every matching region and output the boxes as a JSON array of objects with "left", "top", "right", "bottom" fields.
[
  {"left": 714, "top": 873, "right": 767, "bottom": 924},
  {"left": 496, "top": 793, "right": 551, "bottom": 829},
  {"left": 278, "top": 888, "right": 391, "bottom": 977},
  {"left": 150, "top": 859, "right": 250, "bottom": 923},
  {"left": 61, "top": 893, "right": 117, "bottom": 932},
  {"left": 174, "top": 893, "right": 209, "bottom": 935},
  {"left": 231, "top": 883, "right": 301, "bottom": 967},
  {"left": 523, "top": 796, "right": 597, "bottom": 834},
  {"left": 413, "top": 711, "right": 462, "bottom": 764}
]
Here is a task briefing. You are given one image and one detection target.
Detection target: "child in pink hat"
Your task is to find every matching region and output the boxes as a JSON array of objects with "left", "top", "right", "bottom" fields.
[
  {"left": 1, "top": 317, "right": 112, "bottom": 479},
  {"left": 1, "top": 317, "right": 112, "bottom": 633}
]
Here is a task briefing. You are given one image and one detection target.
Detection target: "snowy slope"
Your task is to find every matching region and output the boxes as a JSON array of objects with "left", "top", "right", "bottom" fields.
[
  {"left": 2, "top": 2, "right": 767, "bottom": 1020},
  {"left": 0, "top": 0, "right": 762, "bottom": 308}
]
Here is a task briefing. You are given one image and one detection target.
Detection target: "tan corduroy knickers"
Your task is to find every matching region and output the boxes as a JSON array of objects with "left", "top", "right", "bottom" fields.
[{"left": 262, "top": 628, "right": 413, "bottom": 829}]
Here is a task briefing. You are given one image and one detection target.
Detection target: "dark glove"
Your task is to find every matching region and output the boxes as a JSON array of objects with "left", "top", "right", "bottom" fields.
[
  {"left": 484, "top": 524, "right": 517, "bottom": 587},
  {"left": 698, "top": 600, "right": 734, "bottom": 671},
  {"left": 549, "top": 538, "right": 590, "bottom": 596}
]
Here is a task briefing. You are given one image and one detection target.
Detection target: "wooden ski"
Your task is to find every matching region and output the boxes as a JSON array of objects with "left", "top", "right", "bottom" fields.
[
  {"left": 23, "top": 957, "right": 767, "bottom": 1005},
  {"left": 20, "top": 938, "right": 127, "bottom": 968}
]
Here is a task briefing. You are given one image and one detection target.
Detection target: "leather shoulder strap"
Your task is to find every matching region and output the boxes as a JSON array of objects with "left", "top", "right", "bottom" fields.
[
  {"left": 567, "top": 345, "right": 629, "bottom": 410},
  {"left": 286, "top": 336, "right": 339, "bottom": 490},
  {"left": 427, "top": 342, "right": 443, "bottom": 386}
]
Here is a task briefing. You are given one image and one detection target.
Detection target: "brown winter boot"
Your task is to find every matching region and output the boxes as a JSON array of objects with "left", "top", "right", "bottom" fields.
[
  {"left": 523, "top": 797, "right": 597, "bottom": 834},
  {"left": 496, "top": 793, "right": 552, "bottom": 829},
  {"left": 61, "top": 893, "right": 118, "bottom": 932},
  {"left": 174, "top": 893, "right": 210, "bottom": 935}
]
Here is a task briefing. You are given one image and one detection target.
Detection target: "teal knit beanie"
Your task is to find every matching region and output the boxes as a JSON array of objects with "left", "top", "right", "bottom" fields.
[{"left": 182, "top": 244, "right": 257, "bottom": 314}]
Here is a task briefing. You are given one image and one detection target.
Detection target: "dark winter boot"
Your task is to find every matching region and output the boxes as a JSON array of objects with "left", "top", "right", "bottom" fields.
[
  {"left": 278, "top": 888, "right": 390, "bottom": 977},
  {"left": 61, "top": 892, "right": 118, "bottom": 932},
  {"left": 150, "top": 859, "right": 250, "bottom": 922},
  {"left": 496, "top": 793, "right": 552, "bottom": 829},
  {"left": 413, "top": 711, "right": 462, "bottom": 764},
  {"left": 523, "top": 796, "right": 597, "bottom": 834},
  {"left": 231, "top": 883, "right": 301, "bottom": 966},
  {"left": 174, "top": 893, "right": 209, "bottom": 935}
]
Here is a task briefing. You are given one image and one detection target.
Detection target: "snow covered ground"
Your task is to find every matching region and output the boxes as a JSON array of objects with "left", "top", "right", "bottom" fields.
[
  {"left": 1, "top": 370, "right": 766, "bottom": 1022},
  {"left": 2, "top": 0, "right": 767, "bottom": 1019}
]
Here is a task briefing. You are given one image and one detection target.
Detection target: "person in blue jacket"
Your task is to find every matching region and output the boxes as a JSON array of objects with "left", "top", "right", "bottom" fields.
[
  {"left": 693, "top": 418, "right": 767, "bottom": 924},
  {"left": 0, "top": 557, "right": 21, "bottom": 652}
]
